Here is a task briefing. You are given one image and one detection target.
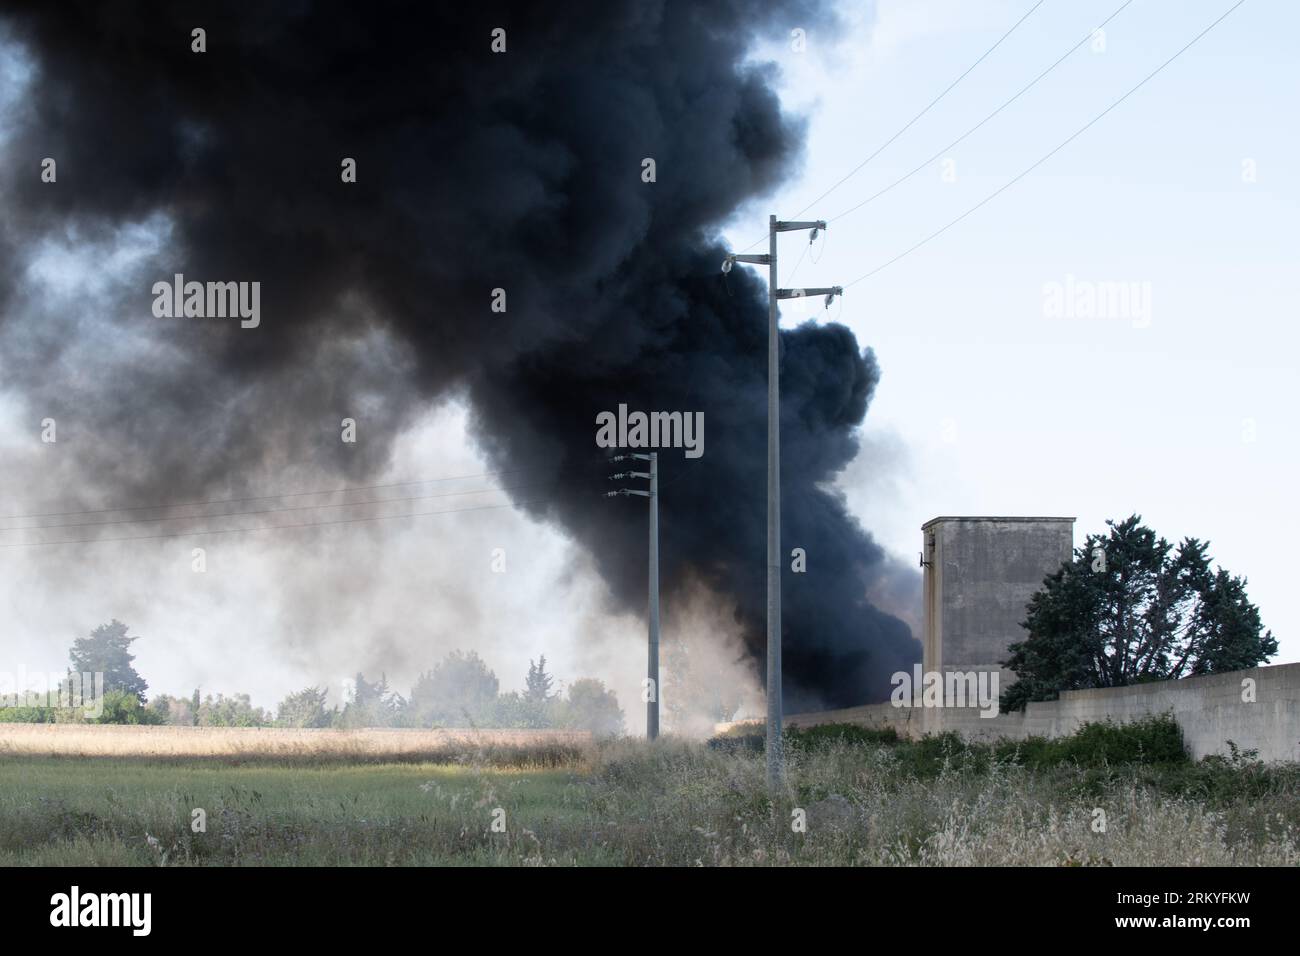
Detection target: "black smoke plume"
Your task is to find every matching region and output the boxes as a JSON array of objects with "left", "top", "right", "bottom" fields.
[{"left": 0, "top": 1, "right": 919, "bottom": 709}]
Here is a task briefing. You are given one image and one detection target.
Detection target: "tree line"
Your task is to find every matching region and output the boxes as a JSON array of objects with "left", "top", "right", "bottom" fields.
[{"left": 0, "top": 622, "right": 624, "bottom": 736}]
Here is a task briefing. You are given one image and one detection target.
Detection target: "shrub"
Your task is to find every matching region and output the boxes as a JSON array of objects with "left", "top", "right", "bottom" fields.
[
  {"left": 561, "top": 679, "right": 624, "bottom": 738},
  {"left": 791, "top": 723, "right": 901, "bottom": 748},
  {"left": 0, "top": 706, "right": 57, "bottom": 723},
  {"left": 708, "top": 722, "right": 900, "bottom": 753},
  {"left": 90, "top": 690, "right": 168, "bottom": 725},
  {"left": 707, "top": 733, "right": 764, "bottom": 755},
  {"left": 1048, "top": 713, "right": 1186, "bottom": 767}
]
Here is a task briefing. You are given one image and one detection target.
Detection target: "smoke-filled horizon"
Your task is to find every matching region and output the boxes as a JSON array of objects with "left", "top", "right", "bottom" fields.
[{"left": 0, "top": 1, "right": 919, "bottom": 711}]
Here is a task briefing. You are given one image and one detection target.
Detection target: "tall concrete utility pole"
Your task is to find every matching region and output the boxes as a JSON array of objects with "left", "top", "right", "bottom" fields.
[
  {"left": 606, "top": 452, "right": 659, "bottom": 740},
  {"left": 724, "top": 219, "right": 842, "bottom": 789}
]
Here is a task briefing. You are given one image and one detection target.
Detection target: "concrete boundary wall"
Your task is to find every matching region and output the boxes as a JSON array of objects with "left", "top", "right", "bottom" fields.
[{"left": 719, "top": 663, "right": 1300, "bottom": 763}]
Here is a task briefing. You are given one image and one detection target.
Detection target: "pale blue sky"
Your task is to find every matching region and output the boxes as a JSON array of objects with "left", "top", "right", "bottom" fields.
[{"left": 725, "top": 0, "right": 1298, "bottom": 663}]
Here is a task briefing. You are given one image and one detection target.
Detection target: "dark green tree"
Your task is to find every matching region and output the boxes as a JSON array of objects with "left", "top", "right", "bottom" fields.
[
  {"left": 562, "top": 678, "right": 624, "bottom": 737},
  {"left": 340, "top": 673, "right": 404, "bottom": 727},
  {"left": 195, "top": 692, "right": 270, "bottom": 727},
  {"left": 1002, "top": 515, "right": 1277, "bottom": 712},
  {"left": 93, "top": 689, "right": 167, "bottom": 725},
  {"left": 69, "top": 620, "right": 148, "bottom": 704},
  {"left": 524, "top": 656, "right": 555, "bottom": 704},
  {"left": 487, "top": 690, "right": 556, "bottom": 729},
  {"left": 407, "top": 651, "right": 499, "bottom": 726},
  {"left": 148, "top": 696, "right": 171, "bottom": 722},
  {"left": 276, "top": 686, "right": 334, "bottom": 728},
  {"left": 147, "top": 693, "right": 195, "bottom": 726}
]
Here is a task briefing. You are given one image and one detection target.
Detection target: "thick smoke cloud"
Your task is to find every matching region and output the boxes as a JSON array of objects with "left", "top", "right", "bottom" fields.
[{"left": 0, "top": 0, "right": 918, "bottom": 709}]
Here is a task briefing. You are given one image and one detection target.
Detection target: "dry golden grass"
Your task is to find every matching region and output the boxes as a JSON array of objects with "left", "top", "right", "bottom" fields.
[
  {"left": 2, "top": 728, "right": 1297, "bottom": 865},
  {"left": 0, "top": 724, "right": 592, "bottom": 765}
]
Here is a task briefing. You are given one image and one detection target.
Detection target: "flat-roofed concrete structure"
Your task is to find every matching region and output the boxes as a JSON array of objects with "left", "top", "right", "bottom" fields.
[
  {"left": 922, "top": 516, "right": 1075, "bottom": 694},
  {"left": 718, "top": 514, "right": 1299, "bottom": 761}
]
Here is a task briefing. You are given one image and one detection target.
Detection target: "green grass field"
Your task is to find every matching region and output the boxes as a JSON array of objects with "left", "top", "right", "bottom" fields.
[
  {"left": 0, "top": 759, "right": 595, "bottom": 865},
  {"left": 3, "top": 718, "right": 1298, "bottom": 866}
]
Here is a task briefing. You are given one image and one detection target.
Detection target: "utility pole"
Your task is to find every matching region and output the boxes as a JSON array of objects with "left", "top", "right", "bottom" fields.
[
  {"left": 724, "top": 219, "right": 842, "bottom": 790},
  {"left": 606, "top": 452, "right": 659, "bottom": 740}
]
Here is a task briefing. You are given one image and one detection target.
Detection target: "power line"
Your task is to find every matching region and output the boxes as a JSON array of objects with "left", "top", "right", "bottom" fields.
[
  {"left": 0, "top": 476, "right": 589, "bottom": 534},
  {"left": 0, "top": 456, "right": 618, "bottom": 524},
  {"left": 795, "top": 0, "right": 1049, "bottom": 219},
  {"left": 0, "top": 489, "right": 605, "bottom": 550},
  {"left": 783, "top": 237, "right": 811, "bottom": 286},
  {"left": 827, "top": 0, "right": 1135, "bottom": 227},
  {"left": 0, "top": 468, "right": 531, "bottom": 523},
  {"left": 842, "top": 0, "right": 1248, "bottom": 290},
  {"left": 736, "top": 0, "right": 1048, "bottom": 252}
]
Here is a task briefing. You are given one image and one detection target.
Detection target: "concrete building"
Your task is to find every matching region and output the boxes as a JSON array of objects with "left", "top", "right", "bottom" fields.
[
  {"left": 921, "top": 516, "right": 1075, "bottom": 693},
  {"left": 719, "top": 514, "right": 1300, "bottom": 762}
]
